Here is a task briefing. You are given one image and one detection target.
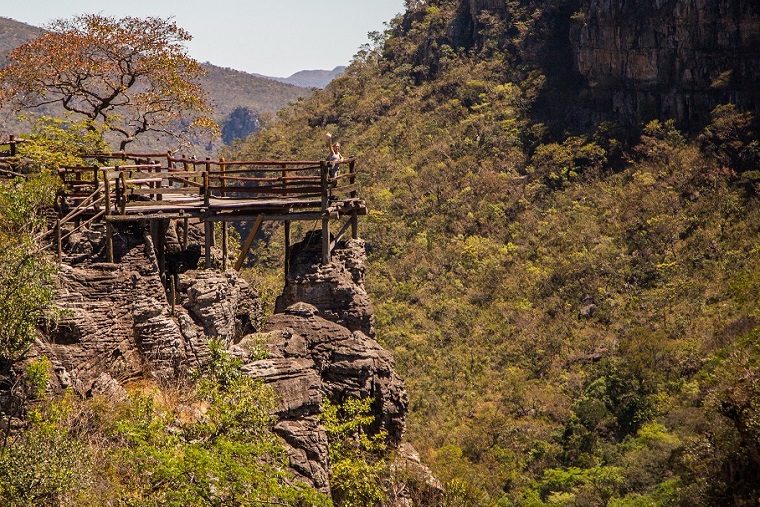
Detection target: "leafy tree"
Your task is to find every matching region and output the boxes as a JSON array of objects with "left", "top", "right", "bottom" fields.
[
  {"left": 0, "top": 14, "right": 216, "bottom": 150},
  {"left": 0, "top": 174, "right": 58, "bottom": 369},
  {"left": 322, "top": 398, "right": 388, "bottom": 507},
  {"left": 108, "top": 342, "right": 330, "bottom": 507}
]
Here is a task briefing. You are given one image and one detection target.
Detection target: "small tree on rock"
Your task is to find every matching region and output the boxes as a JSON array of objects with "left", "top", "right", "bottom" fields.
[{"left": 0, "top": 14, "right": 217, "bottom": 150}]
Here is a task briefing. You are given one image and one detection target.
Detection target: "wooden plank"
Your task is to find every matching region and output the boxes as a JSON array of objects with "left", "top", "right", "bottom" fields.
[
  {"left": 122, "top": 177, "right": 164, "bottom": 185},
  {"left": 107, "top": 212, "right": 200, "bottom": 221},
  {"left": 234, "top": 214, "right": 264, "bottom": 271},
  {"left": 221, "top": 175, "right": 319, "bottom": 183},
  {"left": 206, "top": 211, "right": 326, "bottom": 222},
  {"left": 210, "top": 185, "right": 323, "bottom": 195},
  {"left": 167, "top": 177, "right": 204, "bottom": 188},
  {"left": 128, "top": 187, "right": 201, "bottom": 196}
]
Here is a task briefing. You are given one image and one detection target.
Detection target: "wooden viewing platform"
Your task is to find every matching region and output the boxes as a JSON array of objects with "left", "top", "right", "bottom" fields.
[{"left": 50, "top": 151, "right": 366, "bottom": 277}]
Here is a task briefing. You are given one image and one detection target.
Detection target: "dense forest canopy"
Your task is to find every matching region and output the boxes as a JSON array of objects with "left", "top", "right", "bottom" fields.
[{"left": 227, "top": 0, "right": 760, "bottom": 505}]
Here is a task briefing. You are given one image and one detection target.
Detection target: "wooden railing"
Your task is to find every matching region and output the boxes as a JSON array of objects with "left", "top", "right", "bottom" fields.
[
  {"left": 0, "top": 135, "right": 26, "bottom": 158},
  {"left": 48, "top": 152, "right": 362, "bottom": 267},
  {"left": 56, "top": 154, "right": 358, "bottom": 216}
]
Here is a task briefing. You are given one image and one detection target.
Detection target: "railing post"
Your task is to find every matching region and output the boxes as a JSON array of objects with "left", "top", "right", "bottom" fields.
[
  {"left": 92, "top": 164, "right": 100, "bottom": 212},
  {"left": 350, "top": 160, "right": 358, "bottom": 239},
  {"left": 118, "top": 168, "right": 126, "bottom": 214},
  {"left": 9, "top": 135, "right": 16, "bottom": 156},
  {"left": 219, "top": 157, "right": 226, "bottom": 197},
  {"left": 203, "top": 169, "right": 210, "bottom": 208},
  {"left": 103, "top": 168, "right": 114, "bottom": 263},
  {"left": 281, "top": 163, "right": 287, "bottom": 197},
  {"left": 320, "top": 160, "right": 330, "bottom": 264}
]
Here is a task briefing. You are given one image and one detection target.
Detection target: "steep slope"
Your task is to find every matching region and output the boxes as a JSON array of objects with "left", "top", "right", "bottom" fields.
[
  {"left": 0, "top": 17, "right": 41, "bottom": 66},
  {"left": 227, "top": 0, "right": 760, "bottom": 504}
]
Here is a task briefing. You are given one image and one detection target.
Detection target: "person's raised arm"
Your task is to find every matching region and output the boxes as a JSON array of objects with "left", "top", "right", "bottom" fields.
[{"left": 326, "top": 132, "right": 335, "bottom": 155}]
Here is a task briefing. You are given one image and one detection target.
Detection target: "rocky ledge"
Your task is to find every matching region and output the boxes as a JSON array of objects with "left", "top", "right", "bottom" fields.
[{"left": 31, "top": 221, "right": 417, "bottom": 496}]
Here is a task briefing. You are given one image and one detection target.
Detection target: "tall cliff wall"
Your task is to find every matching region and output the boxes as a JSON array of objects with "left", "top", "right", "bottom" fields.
[
  {"left": 572, "top": 0, "right": 760, "bottom": 131},
  {"left": 407, "top": 0, "right": 760, "bottom": 133}
]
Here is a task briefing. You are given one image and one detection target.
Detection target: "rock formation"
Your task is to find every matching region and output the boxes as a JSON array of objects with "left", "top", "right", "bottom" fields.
[
  {"left": 32, "top": 223, "right": 413, "bottom": 496},
  {"left": 403, "top": 0, "right": 760, "bottom": 133},
  {"left": 276, "top": 231, "right": 375, "bottom": 336},
  {"left": 37, "top": 224, "right": 259, "bottom": 394},
  {"left": 571, "top": 0, "right": 760, "bottom": 131}
]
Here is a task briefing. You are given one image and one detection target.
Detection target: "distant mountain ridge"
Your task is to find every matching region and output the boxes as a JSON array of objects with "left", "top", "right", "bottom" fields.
[
  {"left": 270, "top": 67, "right": 347, "bottom": 89},
  {"left": 0, "top": 16, "right": 333, "bottom": 146}
]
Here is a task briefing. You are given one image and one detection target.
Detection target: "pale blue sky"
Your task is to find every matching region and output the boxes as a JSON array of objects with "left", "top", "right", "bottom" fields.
[{"left": 3, "top": 0, "right": 406, "bottom": 77}]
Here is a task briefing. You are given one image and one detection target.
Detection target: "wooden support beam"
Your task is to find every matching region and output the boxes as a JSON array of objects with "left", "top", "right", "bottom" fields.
[
  {"left": 284, "top": 220, "right": 291, "bottom": 281},
  {"left": 331, "top": 217, "right": 353, "bottom": 252},
  {"left": 107, "top": 212, "right": 197, "bottom": 222},
  {"left": 182, "top": 217, "right": 189, "bottom": 251},
  {"left": 204, "top": 219, "right": 213, "bottom": 269},
  {"left": 234, "top": 214, "right": 264, "bottom": 271},
  {"left": 205, "top": 211, "right": 326, "bottom": 223},
  {"left": 222, "top": 222, "right": 228, "bottom": 270},
  {"left": 169, "top": 275, "right": 176, "bottom": 314},
  {"left": 322, "top": 218, "right": 330, "bottom": 265},
  {"left": 156, "top": 219, "right": 168, "bottom": 285},
  {"left": 106, "top": 222, "right": 114, "bottom": 263}
]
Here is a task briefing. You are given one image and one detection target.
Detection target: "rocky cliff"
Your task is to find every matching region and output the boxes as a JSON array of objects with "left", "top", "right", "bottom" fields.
[
  {"left": 402, "top": 0, "right": 760, "bottom": 133},
  {"left": 571, "top": 0, "right": 760, "bottom": 131},
  {"left": 32, "top": 221, "right": 410, "bottom": 495}
]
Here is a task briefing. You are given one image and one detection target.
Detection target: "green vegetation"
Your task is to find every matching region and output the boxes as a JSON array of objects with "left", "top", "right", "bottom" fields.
[
  {"left": 2, "top": 2, "right": 760, "bottom": 505},
  {"left": 226, "top": 0, "right": 760, "bottom": 504},
  {"left": 0, "top": 341, "right": 331, "bottom": 506},
  {"left": 322, "top": 398, "right": 388, "bottom": 507}
]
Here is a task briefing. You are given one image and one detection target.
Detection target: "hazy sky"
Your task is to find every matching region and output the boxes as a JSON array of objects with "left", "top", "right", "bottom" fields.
[{"left": 3, "top": 0, "right": 406, "bottom": 77}]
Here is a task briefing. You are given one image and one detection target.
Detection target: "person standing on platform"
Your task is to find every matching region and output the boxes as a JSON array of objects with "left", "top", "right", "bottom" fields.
[{"left": 326, "top": 132, "right": 343, "bottom": 179}]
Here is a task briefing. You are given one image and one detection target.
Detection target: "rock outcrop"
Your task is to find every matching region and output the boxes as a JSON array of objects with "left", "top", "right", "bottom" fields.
[
  {"left": 403, "top": 0, "right": 760, "bottom": 134},
  {"left": 276, "top": 232, "right": 375, "bottom": 337},
  {"left": 37, "top": 226, "right": 261, "bottom": 395},
  {"left": 242, "top": 233, "right": 408, "bottom": 491},
  {"left": 33, "top": 224, "right": 412, "bottom": 497},
  {"left": 571, "top": 0, "right": 760, "bottom": 131}
]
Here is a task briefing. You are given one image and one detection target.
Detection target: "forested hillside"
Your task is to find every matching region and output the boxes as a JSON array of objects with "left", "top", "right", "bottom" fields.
[{"left": 227, "top": 0, "right": 760, "bottom": 505}]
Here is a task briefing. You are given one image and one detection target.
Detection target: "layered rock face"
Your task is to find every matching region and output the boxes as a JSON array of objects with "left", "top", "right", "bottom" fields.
[
  {"left": 236, "top": 301, "right": 407, "bottom": 491},
  {"left": 38, "top": 225, "right": 259, "bottom": 395},
  {"left": 431, "top": 0, "right": 760, "bottom": 132},
  {"left": 246, "top": 232, "right": 407, "bottom": 491},
  {"left": 36, "top": 223, "right": 410, "bottom": 495},
  {"left": 276, "top": 232, "right": 375, "bottom": 337},
  {"left": 572, "top": 0, "right": 760, "bottom": 130}
]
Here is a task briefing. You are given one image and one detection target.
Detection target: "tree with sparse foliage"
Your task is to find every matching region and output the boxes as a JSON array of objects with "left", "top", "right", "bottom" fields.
[{"left": 0, "top": 14, "right": 216, "bottom": 150}]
